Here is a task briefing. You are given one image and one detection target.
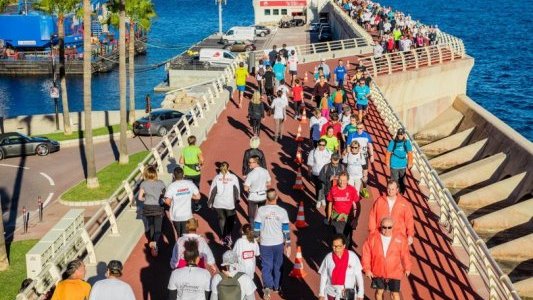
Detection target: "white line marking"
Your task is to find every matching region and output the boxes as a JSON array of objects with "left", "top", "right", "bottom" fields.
[
  {"left": 0, "top": 163, "right": 29, "bottom": 170},
  {"left": 43, "top": 192, "right": 54, "bottom": 207},
  {"left": 39, "top": 172, "right": 55, "bottom": 186}
]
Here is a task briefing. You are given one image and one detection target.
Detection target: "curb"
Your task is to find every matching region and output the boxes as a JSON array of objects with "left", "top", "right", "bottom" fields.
[
  {"left": 59, "top": 130, "right": 135, "bottom": 148},
  {"left": 58, "top": 197, "right": 108, "bottom": 207}
]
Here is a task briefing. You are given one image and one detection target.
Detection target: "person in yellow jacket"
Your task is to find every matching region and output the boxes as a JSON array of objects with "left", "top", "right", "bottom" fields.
[{"left": 235, "top": 62, "right": 249, "bottom": 108}]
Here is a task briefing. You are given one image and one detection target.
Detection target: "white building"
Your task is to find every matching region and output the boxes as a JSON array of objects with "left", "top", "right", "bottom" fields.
[{"left": 253, "top": 0, "right": 308, "bottom": 25}]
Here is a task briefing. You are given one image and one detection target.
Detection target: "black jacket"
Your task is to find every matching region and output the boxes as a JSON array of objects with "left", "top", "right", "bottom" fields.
[
  {"left": 248, "top": 102, "right": 265, "bottom": 120},
  {"left": 319, "top": 162, "right": 347, "bottom": 195},
  {"left": 242, "top": 148, "right": 267, "bottom": 175}
]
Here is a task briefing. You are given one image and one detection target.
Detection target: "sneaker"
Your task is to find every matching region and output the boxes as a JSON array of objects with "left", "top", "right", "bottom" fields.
[
  {"left": 316, "top": 200, "right": 322, "bottom": 209},
  {"left": 321, "top": 200, "right": 326, "bottom": 207},
  {"left": 263, "top": 288, "right": 271, "bottom": 300},
  {"left": 193, "top": 203, "right": 202, "bottom": 213}
]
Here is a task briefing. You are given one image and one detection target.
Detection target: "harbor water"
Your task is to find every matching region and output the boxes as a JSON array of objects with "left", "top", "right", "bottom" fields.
[{"left": 0, "top": 0, "right": 531, "bottom": 140}]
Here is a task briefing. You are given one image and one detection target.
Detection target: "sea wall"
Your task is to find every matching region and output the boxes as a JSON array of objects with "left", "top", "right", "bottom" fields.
[
  {"left": 2, "top": 109, "right": 147, "bottom": 135},
  {"left": 374, "top": 57, "right": 474, "bottom": 133}
]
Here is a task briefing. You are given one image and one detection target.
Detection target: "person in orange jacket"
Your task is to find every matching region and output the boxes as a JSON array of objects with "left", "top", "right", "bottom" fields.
[
  {"left": 385, "top": 128, "right": 413, "bottom": 194},
  {"left": 368, "top": 180, "right": 415, "bottom": 245},
  {"left": 362, "top": 217, "right": 411, "bottom": 300}
]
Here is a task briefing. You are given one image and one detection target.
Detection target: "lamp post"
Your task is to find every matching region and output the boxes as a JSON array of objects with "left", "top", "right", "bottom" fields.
[{"left": 216, "top": 0, "right": 227, "bottom": 37}]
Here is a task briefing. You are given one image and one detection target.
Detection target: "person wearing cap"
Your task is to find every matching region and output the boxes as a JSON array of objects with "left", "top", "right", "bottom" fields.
[
  {"left": 318, "top": 153, "right": 347, "bottom": 209},
  {"left": 308, "top": 138, "right": 332, "bottom": 209},
  {"left": 362, "top": 217, "right": 411, "bottom": 300},
  {"left": 318, "top": 234, "right": 364, "bottom": 300},
  {"left": 88, "top": 260, "right": 135, "bottom": 300},
  {"left": 210, "top": 250, "right": 256, "bottom": 300},
  {"left": 326, "top": 172, "right": 360, "bottom": 248},
  {"left": 242, "top": 137, "right": 267, "bottom": 176},
  {"left": 385, "top": 128, "right": 413, "bottom": 194},
  {"left": 51, "top": 259, "right": 91, "bottom": 300},
  {"left": 244, "top": 155, "right": 271, "bottom": 224},
  {"left": 353, "top": 78, "right": 371, "bottom": 122},
  {"left": 254, "top": 189, "right": 291, "bottom": 299}
]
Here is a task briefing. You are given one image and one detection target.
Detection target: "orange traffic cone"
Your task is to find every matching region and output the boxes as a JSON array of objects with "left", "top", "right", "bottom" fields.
[
  {"left": 295, "top": 124, "right": 304, "bottom": 142},
  {"left": 293, "top": 168, "right": 305, "bottom": 190},
  {"left": 294, "top": 147, "right": 303, "bottom": 164},
  {"left": 300, "top": 107, "right": 308, "bottom": 124},
  {"left": 294, "top": 201, "right": 309, "bottom": 228},
  {"left": 289, "top": 246, "right": 308, "bottom": 278}
]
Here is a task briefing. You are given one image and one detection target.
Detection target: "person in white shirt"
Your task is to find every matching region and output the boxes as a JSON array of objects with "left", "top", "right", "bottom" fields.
[
  {"left": 89, "top": 260, "right": 135, "bottom": 300},
  {"left": 233, "top": 224, "right": 260, "bottom": 279},
  {"left": 244, "top": 155, "right": 271, "bottom": 224},
  {"left": 343, "top": 141, "right": 366, "bottom": 191},
  {"left": 170, "top": 218, "right": 216, "bottom": 272},
  {"left": 208, "top": 161, "right": 240, "bottom": 247},
  {"left": 168, "top": 239, "right": 211, "bottom": 300},
  {"left": 276, "top": 80, "right": 290, "bottom": 102},
  {"left": 164, "top": 166, "right": 201, "bottom": 239},
  {"left": 318, "top": 234, "right": 364, "bottom": 300},
  {"left": 307, "top": 139, "right": 332, "bottom": 208},
  {"left": 210, "top": 250, "right": 256, "bottom": 300},
  {"left": 287, "top": 50, "right": 299, "bottom": 85},
  {"left": 254, "top": 189, "right": 291, "bottom": 299},
  {"left": 310, "top": 108, "right": 328, "bottom": 148},
  {"left": 270, "top": 90, "right": 288, "bottom": 142}
]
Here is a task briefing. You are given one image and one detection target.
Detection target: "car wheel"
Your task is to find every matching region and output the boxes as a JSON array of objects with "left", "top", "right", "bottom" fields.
[
  {"left": 158, "top": 126, "right": 168, "bottom": 137},
  {"left": 260, "top": 32, "right": 266, "bottom": 37},
  {"left": 0, "top": 150, "right": 3, "bottom": 160},
  {"left": 36, "top": 144, "right": 49, "bottom": 156}
]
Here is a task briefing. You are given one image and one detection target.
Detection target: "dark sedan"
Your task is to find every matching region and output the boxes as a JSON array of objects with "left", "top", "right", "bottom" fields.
[
  {"left": 0, "top": 132, "right": 60, "bottom": 160},
  {"left": 133, "top": 109, "right": 191, "bottom": 137}
]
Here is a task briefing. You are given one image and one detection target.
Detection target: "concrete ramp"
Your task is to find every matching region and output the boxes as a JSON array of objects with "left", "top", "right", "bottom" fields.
[
  {"left": 421, "top": 127, "right": 475, "bottom": 157},
  {"left": 490, "top": 234, "right": 533, "bottom": 276},
  {"left": 514, "top": 277, "right": 533, "bottom": 299},
  {"left": 429, "top": 138, "right": 487, "bottom": 172},
  {"left": 440, "top": 152, "right": 506, "bottom": 191},
  {"left": 413, "top": 106, "right": 464, "bottom": 144},
  {"left": 471, "top": 198, "right": 533, "bottom": 234}
]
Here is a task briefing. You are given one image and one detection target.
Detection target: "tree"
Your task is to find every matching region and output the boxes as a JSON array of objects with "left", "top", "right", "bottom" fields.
[
  {"left": 118, "top": 0, "right": 128, "bottom": 164},
  {"left": 0, "top": 217, "right": 8, "bottom": 271},
  {"left": 0, "top": 0, "right": 9, "bottom": 13},
  {"left": 125, "top": 0, "right": 155, "bottom": 125},
  {"left": 83, "top": 0, "right": 99, "bottom": 188},
  {"left": 37, "top": 0, "right": 76, "bottom": 135}
]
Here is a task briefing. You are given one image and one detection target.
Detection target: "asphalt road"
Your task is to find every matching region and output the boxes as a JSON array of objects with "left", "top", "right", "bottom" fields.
[{"left": 0, "top": 134, "right": 161, "bottom": 229}]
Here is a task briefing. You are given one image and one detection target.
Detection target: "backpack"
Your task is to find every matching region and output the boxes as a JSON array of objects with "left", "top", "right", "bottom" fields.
[
  {"left": 391, "top": 139, "right": 409, "bottom": 158},
  {"left": 217, "top": 272, "right": 244, "bottom": 300}
]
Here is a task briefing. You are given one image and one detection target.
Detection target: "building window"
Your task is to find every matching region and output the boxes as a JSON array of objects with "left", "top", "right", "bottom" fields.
[
  {"left": 264, "top": 9, "right": 270, "bottom": 15},
  {"left": 281, "top": 9, "right": 288, "bottom": 15},
  {"left": 273, "top": 9, "right": 279, "bottom": 15}
]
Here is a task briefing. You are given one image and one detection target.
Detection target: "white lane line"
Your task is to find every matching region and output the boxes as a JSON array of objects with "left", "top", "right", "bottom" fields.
[
  {"left": 39, "top": 172, "right": 55, "bottom": 186},
  {"left": 0, "top": 163, "right": 30, "bottom": 170},
  {"left": 43, "top": 192, "right": 54, "bottom": 207}
]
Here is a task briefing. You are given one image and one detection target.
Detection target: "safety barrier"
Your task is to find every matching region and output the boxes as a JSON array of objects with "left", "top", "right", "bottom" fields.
[
  {"left": 369, "top": 82, "right": 520, "bottom": 300},
  {"left": 16, "top": 54, "right": 247, "bottom": 300}
]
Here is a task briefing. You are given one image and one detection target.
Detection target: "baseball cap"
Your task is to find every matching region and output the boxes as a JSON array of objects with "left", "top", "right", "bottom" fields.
[
  {"left": 221, "top": 251, "right": 239, "bottom": 266},
  {"left": 107, "top": 260, "right": 123, "bottom": 275},
  {"left": 397, "top": 128, "right": 406, "bottom": 135},
  {"left": 320, "top": 57, "right": 325, "bottom": 62}
]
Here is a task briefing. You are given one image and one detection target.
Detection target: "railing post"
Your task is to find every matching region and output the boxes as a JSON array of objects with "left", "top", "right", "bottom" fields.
[
  {"left": 467, "top": 235, "right": 479, "bottom": 275},
  {"left": 163, "top": 136, "right": 174, "bottom": 158},
  {"left": 103, "top": 202, "right": 119, "bottom": 236},
  {"left": 123, "top": 179, "right": 134, "bottom": 204},
  {"left": 399, "top": 52, "right": 407, "bottom": 71},
  {"left": 385, "top": 54, "right": 392, "bottom": 74},
  {"left": 151, "top": 148, "right": 163, "bottom": 174},
  {"left": 208, "top": 88, "right": 215, "bottom": 104},
  {"left": 371, "top": 57, "right": 377, "bottom": 77},
  {"left": 311, "top": 43, "right": 316, "bottom": 54},
  {"left": 437, "top": 46, "right": 443, "bottom": 64},
  {"left": 413, "top": 49, "right": 419, "bottom": 69},
  {"left": 191, "top": 109, "right": 199, "bottom": 127},
  {"left": 173, "top": 124, "right": 184, "bottom": 146},
  {"left": 137, "top": 163, "right": 145, "bottom": 174},
  {"left": 425, "top": 47, "right": 432, "bottom": 66},
  {"left": 81, "top": 229, "right": 97, "bottom": 265},
  {"left": 202, "top": 95, "right": 209, "bottom": 111},
  {"left": 196, "top": 102, "right": 205, "bottom": 119}
]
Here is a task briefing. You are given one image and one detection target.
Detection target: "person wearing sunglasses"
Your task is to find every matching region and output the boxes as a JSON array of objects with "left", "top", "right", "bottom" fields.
[
  {"left": 307, "top": 138, "right": 332, "bottom": 209},
  {"left": 342, "top": 141, "right": 366, "bottom": 191},
  {"left": 362, "top": 217, "right": 411, "bottom": 300},
  {"left": 343, "top": 121, "right": 374, "bottom": 182}
]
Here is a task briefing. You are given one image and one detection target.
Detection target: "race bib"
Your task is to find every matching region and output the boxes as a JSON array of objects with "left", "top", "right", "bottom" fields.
[{"left": 242, "top": 250, "right": 255, "bottom": 259}]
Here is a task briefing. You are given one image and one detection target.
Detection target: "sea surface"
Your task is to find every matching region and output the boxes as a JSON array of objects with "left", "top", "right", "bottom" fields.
[{"left": 0, "top": 0, "right": 531, "bottom": 140}]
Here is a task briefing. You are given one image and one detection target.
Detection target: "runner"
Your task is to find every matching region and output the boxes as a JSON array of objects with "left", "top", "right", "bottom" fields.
[
  {"left": 291, "top": 78, "right": 304, "bottom": 119},
  {"left": 88, "top": 261, "right": 135, "bottom": 300},
  {"left": 138, "top": 165, "right": 166, "bottom": 257},
  {"left": 309, "top": 108, "right": 328, "bottom": 148},
  {"left": 210, "top": 251, "right": 257, "bottom": 300},
  {"left": 314, "top": 75, "right": 331, "bottom": 107},
  {"left": 385, "top": 128, "right": 412, "bottom": 194},
  {"left": 233, "top": 224, "right": 260, "bottom": 279},
  {"left": 170, "top": 218, "right": 216, "bottom": 271},
  {"left": 319, "top": 153, "right": 347, "bottom": 210},
  {"left": 333, "top": 59, "right": 347, "bottom": 88},
  {"left": 243, "top": 155, "right": 271, "bottom": 224},
  {"left": 242, "top": 137, "right": 267, "bottom": 176},
  {"left": 344, "top": 121, "right": 375, "bottom": 182},
  {"left": 343, "top": 141, "right": 366, "bottom": 191},
  {"left": 208, "top": 162, "right": 240, "bottom": 247},
  {"left": 235, "top": 62, "right": 249, "bottom": 108},
  {"left": 271, "top": 90, "right": 288, "bottom": 142},
  {"left": 307, "top": 138, "right": 332, "bottom": 209},
  {"left": 287, "top": 49, "right": 299, "bottom": 85},
  {"left": 179, "top": 135, "right": 204, "bottom": 212},
  {"left": 247, "top": 91, "right": 265, "bottom": 137},
  {"left": 256, "top": 59, "right": 266, "bottom": 95},
  {"left": 320, "top": 126, "right": 340, "bottom": 154},
  {"left": 263, "top": 66, "right": 276, "bottom": 104},
  {"left": 326, "top": 172, "right": 360, "bottom": 248},
  {"left": 330, "top": 85, "right": 347, "bottom": 116},
  {"left": 353, "top": 78, "right": 371, "bottom": 122},
  {"left": 272, "top": 56, "right": 286, "bottom": 88}
]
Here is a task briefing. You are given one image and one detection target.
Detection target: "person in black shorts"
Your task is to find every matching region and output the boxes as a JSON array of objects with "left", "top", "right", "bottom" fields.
[{"left": 263, "top": 65, "right": 276, "bottom": 104}]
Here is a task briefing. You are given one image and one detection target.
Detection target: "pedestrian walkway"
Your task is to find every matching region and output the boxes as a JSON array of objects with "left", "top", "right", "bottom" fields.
[{"left": 121, "top": 58, "right": 484, "bottom": 299}]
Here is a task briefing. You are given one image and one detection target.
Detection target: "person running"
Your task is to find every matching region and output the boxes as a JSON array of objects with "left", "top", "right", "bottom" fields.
[
  {"left": 320, "top": 113, "right": 343, "bottom": 141},
  {"left": 318, "top": 234, "right": 365, "bottom": 300},
  {"left": 233, "top": 224, "right": 260, "bottom": 279},
  {"left": 368, "top": 179, "right": 415, "bottom": 244},
  {"left": 179, "top": 135, "right": 203, "bottom": 212},
  {"left": 272, "top": 56, "right": 286, "bottom": 87},
  {"left": 210, "top": 250, "right": 257, "bottom": 300},
  {"left": 51, "top": 259, "right": 91, "bottom": 300},
  {"left": 138, "top": 165, "right": 166, "bottom": 257},
  {"left": 168, "top": 239, "right": 211, "bottom": 300},
  {"left": 314, "top": 75, "right": 330, "bottom": 107},
  {"left": 276, "top": 79, "right": 290, "bottom": 103},
  {"left": 254, "top": 189, "right": 291, "bottom": 299},
  {"left": 362, "top": 217, "right": 411, "bottom": 300},
  {"left": 208, "top": 162, "right": 240, "bottom": 247},
  {"left": 263, "top": 66, "right": 276, "bottom": 104},
  {"left": 343, "top": 141, "right": 366, "bottom": 191},
  {"left": 353, "top": 78, "right": 371, "bottom": 122},
  {"left": 333, "top": 59, "right": 347, "bottom": 88},
  {"left": 318, "top": 153, "right": 347, "bottom": 209},
  {"left": 291, "top": 78, "right": 304, "bottom": 119},
  {"left": 320, "top": 126, "right": 340, "bottom": 154},
  {"left": 235, "top": 62, "right": 249, "bottom": 108},
  {"left": 307, "top": 138, "right": 332, "bottom": 209},
  {"left": 88, "top": 260, "right": 135, "bottom": 300},
  {"left": 164, "top": 166, "right": 201, "bottom": 238},
  {"left": 326, "top": 172, "right": 360, "bottom": 248},
  {"left": 242, "top": 137, "right": 267, "bottom": 177},
  {"left": 319, "top": 91, "right": 331, "bottom": 120},
  {"left": 316, "top": 58, "right": 331, "bottom": 81},
  {"left": 330, "top": 85, "right": 347, "bottom": 116},
  {"left": 344, "top": 121, "right": 374, "bottom": 182},
  {"left": 287, "top": 50, "right": 299, "bottom": 85},
  {"left": 385, "top": 128, "right": 413, "bottom": 194},
  {"left": 310, "top": 108, "right": 328, "bottom": 148},
  {"left": 170, "top": 218, "right": 216, "bottom": 271},
  {"left": 270, "top": 90, "right": 288, "bottom": 142},
  {"left": 248, "top": 91, "right": 265, "bottom": 137},
  {"left": 268, "top": 45, "right": 278, "bottom": 66},
  {"left": 244, "top": 155, "right": 271, "bottom": 224}
]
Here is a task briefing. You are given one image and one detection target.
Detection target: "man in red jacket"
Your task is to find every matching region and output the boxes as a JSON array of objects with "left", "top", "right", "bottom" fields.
[
  {"left": 362, "top": 217, "right": 411, "bottom": 300},
  {"left": 368, "top": 180, "right": 414, "bottom": 245},
  {"left": 326, "top": 172, "right": 360, "bottom": 248}
]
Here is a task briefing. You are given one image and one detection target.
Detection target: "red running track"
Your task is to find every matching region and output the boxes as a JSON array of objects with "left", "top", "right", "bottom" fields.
[{"left": 121, "top": 59, "right": 484, "bottom": 300}]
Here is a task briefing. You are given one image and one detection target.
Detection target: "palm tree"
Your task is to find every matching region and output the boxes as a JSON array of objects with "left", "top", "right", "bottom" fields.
[
  {"left": 0, "top": 0, "right": 9, "bottom": 13},
  {"left": 118, "top": 0, "right": 129, "bottom": 164},
  {"left": 37, "top": 0, "right": 77, "bottom": 135},
  {"left": 126, "top": 0, "right": 156, "bottom": 125},
  {"left": 0, "top": 218, "right": 8, "bottom": 271},
  {"left": 83, "top": 0, "right": 99, "bottom": 188}
]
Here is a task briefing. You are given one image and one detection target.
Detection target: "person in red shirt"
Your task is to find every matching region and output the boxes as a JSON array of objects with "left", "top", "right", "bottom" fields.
[
  {"left": 292, "top": 78, "right": 304, "bottom": 119},
  {"left": 320, "top": 112, "right": 343, "bottom": 140},
  {"left": 368, "top": 180, "right": 415, "bottom": 245},
  {"left": 326, "top": 172, "right": 360, "bottom": 248},
  {"left": 362, "top": 217, "right": 411, "bottom": 300}
]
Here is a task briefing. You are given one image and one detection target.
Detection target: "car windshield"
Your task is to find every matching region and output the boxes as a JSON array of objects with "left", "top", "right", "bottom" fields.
[{"left": 140, "top": 113, "right": 160, "bottom": 121}]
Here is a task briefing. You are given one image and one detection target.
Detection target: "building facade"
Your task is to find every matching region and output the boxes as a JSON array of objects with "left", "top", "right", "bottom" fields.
[{"left": 253, "top": 0, "right": 308, "bottom": 24}]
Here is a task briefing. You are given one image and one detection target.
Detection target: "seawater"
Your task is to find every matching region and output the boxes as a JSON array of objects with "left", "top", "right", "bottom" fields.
[{"left": 0, "top": 0, "right": 531, "bottom": 141}]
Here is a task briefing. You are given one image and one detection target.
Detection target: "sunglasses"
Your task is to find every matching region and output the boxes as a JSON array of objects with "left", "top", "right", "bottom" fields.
[
  {"left": 318, "top": 144, "right": 326, "bottom": 146},
  {"left": 381, "top": 226, "right": 393, "bottom": 230},
  {"left": 351, "top": 147, "right": 359, "bottom": 150},
  {"left": 248, "top": 161, "right": 256, "bottom": 164},
  {"left": 357, "top": 127, "right": 364, "bottom": 129}
]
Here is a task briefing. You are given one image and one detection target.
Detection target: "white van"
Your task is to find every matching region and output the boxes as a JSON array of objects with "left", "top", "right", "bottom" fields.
[
  {"left": 198, "top": 48, "right": 236, "bottom": 66},
  {"left": 222, "top": 26, "right": 256, "bottom": 44}
]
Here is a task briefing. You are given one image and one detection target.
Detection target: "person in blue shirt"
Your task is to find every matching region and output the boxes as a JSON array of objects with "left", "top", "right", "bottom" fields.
[
  {"left": 333, "top": 59, "right": 347, "bottom": 88},
  {"left": 272, "top": 56, "right": 286, "bottom": 87},
  {"left": 353, "top": 78, "right": 371, "bottom": 122},
  {"left": 385, "top": 128, "right": 413, "bottom": 194}
]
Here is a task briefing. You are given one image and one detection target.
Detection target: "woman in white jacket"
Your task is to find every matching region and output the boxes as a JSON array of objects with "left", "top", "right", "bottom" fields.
[
  {"left": 208, "top": 161, "right": 240, "bottom": 247},
  {"left": 319, "top": 234, "right": 364, "bottom": 300},
  {"left": 170, "top": 218, "right": 216, "bottom": 273},
  {"left": 307, "top": 138, "right": 332, "bottom": 208}
]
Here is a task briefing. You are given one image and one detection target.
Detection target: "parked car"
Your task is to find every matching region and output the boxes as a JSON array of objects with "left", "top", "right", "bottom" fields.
[
  {"left": 0, "top": 132, "right": 60, "bottom": 160},
  {"left": 289, "top": 18, "right": 305, "bottom": 27},
  {"left": 198, "top": 48, "right": 236, "bottom": 67},
  {"left": 224, "top": 41, "right": 256, "bottom": 52},
  {"left": 253, "top": 25, "right": 270, "bottom": 37},
  {"left": 133, "top": 109, "right": 191, "bottom": 137}
]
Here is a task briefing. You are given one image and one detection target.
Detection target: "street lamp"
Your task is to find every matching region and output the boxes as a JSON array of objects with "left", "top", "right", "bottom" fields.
[{"left": 216, "top": 0, "right": 227, "bottom": 37}]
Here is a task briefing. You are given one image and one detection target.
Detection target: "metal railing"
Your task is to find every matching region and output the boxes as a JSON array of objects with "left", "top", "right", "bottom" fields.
[
  {"left": 369, "top": 82, "right": 520, "bottom": 300},
  {"left": 17, "top": 54, "right": 247, "bottom": 300}
]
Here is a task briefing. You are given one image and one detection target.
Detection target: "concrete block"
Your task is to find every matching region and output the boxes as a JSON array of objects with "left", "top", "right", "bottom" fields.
[
  {"left": 471, "top": 198, "right": 533, "bottom": 233},
  {"left": 413, "top": 106, "right": 464, "bottom": 143},
  {"left": 514, "top": 277, "right": 533, "bottom": 299},
  {"left": 490, "top": 233, "right": 533, "bottom": 263},
  {"left": 440, "top": 152, "right": 506, "bottom": 191},
  {"left": 421, "top": 127, "right": 475, "bottom": 157},
  {"left": 429, "top": 138, "right": 487, "bottom": 171}
]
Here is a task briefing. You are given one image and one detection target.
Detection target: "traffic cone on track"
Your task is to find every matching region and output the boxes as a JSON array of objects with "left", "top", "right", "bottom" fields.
[
  {"left": 289, "top": 246, "right": 308, "bottom": 278},
  {"left": 300, "top": 107, "right": 308, "bottom": 124},
  {"left": 294, "top": 147, "right": 303, "bottom": 164},
  {"left": 295, "top": 124, "right": 304, "bottom": 142},
  {"left": 294, "top": 201, "right": 309, "bottom": 228},
  {"left": 293, "top": 168, "right": 305, "bottom": 190}
]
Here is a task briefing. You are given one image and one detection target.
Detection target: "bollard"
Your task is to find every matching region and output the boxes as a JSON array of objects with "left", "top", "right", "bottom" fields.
[
  {"left": 22, "top": 206, "right": 30, "bottom": 233},
  {"left": 37, "top": 196, "right": 43, "bottom": 222}
]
